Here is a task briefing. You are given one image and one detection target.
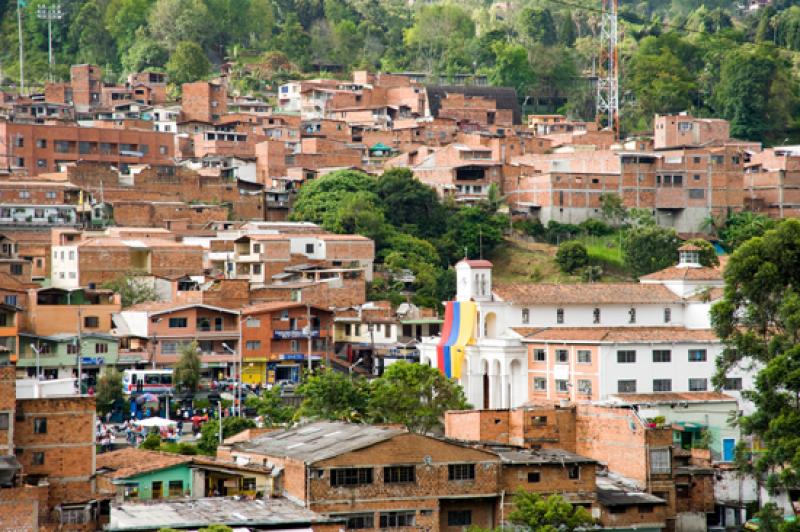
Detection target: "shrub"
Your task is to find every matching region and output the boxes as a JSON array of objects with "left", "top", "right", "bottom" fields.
[{"left": 556, "top": 241, "right": 589, "bottom": 274}]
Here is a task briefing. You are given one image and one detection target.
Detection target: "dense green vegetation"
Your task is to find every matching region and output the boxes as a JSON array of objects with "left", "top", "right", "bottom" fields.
[
  {"left": 290, "top": 168, "right": 507, "bottom": 308},
  {"left": 2, "top": 0, "right": 800, "bottom": 140}
]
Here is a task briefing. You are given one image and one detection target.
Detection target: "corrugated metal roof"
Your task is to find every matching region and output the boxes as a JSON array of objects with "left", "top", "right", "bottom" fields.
[{"left": 234, "top": 421, "right": 403, "bottom": 464}]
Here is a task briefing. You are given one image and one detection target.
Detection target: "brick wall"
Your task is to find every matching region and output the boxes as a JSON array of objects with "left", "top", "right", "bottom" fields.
[{"left": 0, "top": 366, "right": 14, "bottom": 456}]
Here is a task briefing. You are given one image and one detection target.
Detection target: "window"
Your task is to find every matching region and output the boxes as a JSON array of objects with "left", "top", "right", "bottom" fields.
[
  {"left": 652, "top": 350, "right": 671, "bottom": 363},
  {"left": 617, "top": 350, "right": 636, "bottom": 363},
  {"left": 78, "top": 141, "right": 91, "bottom": 154},
  {"left": 159, "top": 145, "right": 168, "bottom": 155},
  {"left": 67, "top": 344, "right": 78, "bottom": 355},
  {"left": 83, "top": 316, "right": 99, "bottom": 328},
  {"left": 689, "top": 189, "right": 705, "bottom": 199},
  {"left": 711, "top": 155, "right": 724, "bottom": 164},
  {"left": 533, "top": 349, "right": 546, "bottom": 362},
  {"left": 532, "top": 415, "right": 547, "bottom": 425},
  {"left": 34, "top": 417, "right": 47, "bottom": 433},
  {"left": 384, "top": 325, "right": 391, "bottom": 338},
  {"left": 95, "top": 343, "right": 108, "bottom": 354},
  {"left": 168, "top": 480, "right": 183, "bottom": 497},
  {"left": 305, "top": 243, "right": 314, "bottom": 254},
  {"left": 54, "top": 140, "right": 70, "bottom": 153},
  {"left": 555, "top": 380, "right": 569, "bottom": 393},
  {"left": 628, "top": 307, "right": 636, "bottom": 324},
  {"left": 577, "top": 350, "right": 591, "bottom": 364},
  {"left": 18, "top": 190, "right": 30, "bottom": 199},
  {"left": 245, "top": 317, "right": 260, "bottom": 328},
  {"left": 568, "top": 465, "right": 580, "bottom": 479},
  {"left": 151, "top": 481, "right": 163, "bottom": 499},
  {"left": 649, "top": 448, "right": 671, "bottom": 474},
  {"left": 593, "top": 307, "right": 600, "bottom": 324},
  {"left": 10, "top": 263, "right": 22, "bottom": 275},
  {"left": 168, "top": 317, "right": 188, "bottom": 328},
  {"left": 3, "top": 295, "right": 16, "bottom": 306},
  {"left": 578, "top": 379, "right": 592, "bottom": 395},
  {"left": 252, "top": 243, "right": 261, "bottom": 254},
  {"left": 527, "top": 471, "right": 541, "bottom": 483},
  {"left": 638, "top": 504, "right": 654, "bottom": 513},
  {"left": 32, "top": 452, "right": 45, "bottom": 465},
  {"left": 617, "top": 380, "right": 637, "bottom": 393},
  {"left": 664, "top": 308, "right": 671, "bottom": 323},
  {"left": 252, "top": 264, "right": 262, "bottom": 275},
  {"left": 724, "top": 377, "right": 743, "bottom": 391},
  {"left": 330, "top": 468, "right": 373, "bottom": 487},
  {"left": 384, "top": 466, "right": 415, "bottom": 484},
  {"left": 161, "top": 342, "right": 178, "bottom": 355},
  {"left": 124, "top": 484, "right": 139, "bottom": 499},
  {"left": 556, "top": 349, "right": 569, "bottom": 363},
  {"left": 448, "top": 464, "right": 475, "bottom": 481},
  {"left": 36, "top": 139, "right": 47, "bottom": 148},
  {"left": 533, "top": 377, "right": 547, "bottom": 391},
  {"left": 556, "top": 308, "right": 564, "bottom": 324},
  {"left": 653, "top": 379, "right": 672, "bottom": 392},
  {"left": 689, "top": 349, "right": 707, "bottom": 362},
  {"left": 448, "top": 511, "right": 472, "bottom": 526},
  {"left": 45, "top": 191, "right": 56, "bottom": 199},
  {"left": 344, "top": 514, "right": 374, "bottom": 529},
  {"left": 379, "top": 511, "right": 415, "bottom": 528},
  {"left": 521, "top": 308, "right": 530, "bottom": 324},
  {"left": 246, "top": 341, "right": 261, "bottom": 350},
  {"left": 0, "top": 413, "right": 8, "bottom": 429},
  {"left": 37, "top": 159, "right": 47, "bottom": 168},
  {"left": 689, "top": 378, "right": 708, "bottom": 391}
]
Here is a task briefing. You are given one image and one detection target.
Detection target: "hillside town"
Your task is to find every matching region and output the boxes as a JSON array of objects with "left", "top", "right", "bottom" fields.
[{"left": 0, "top": 59, "right": 796, "bottom": 532}]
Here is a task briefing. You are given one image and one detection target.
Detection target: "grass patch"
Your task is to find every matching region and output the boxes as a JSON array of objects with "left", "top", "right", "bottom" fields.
[{"left": 491, "top": 235, "right": 632, "bottom": 284}]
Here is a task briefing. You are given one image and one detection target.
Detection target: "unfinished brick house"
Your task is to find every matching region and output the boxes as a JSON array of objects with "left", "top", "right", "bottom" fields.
[
  {"left": 225, "top": 421, "right": 502, "bottom": 532},
  {"left": 446, "top": 403, "right": 714, "bottom": 531},
  {"left": 0, "top": 365, "right": 100, "bottom": 530},
  {"left": 744, "top": 146, "right": 800, "bottom": 218}
]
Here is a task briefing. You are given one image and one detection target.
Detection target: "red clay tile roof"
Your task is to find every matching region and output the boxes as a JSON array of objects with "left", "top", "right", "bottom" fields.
[
  {"left": 96, "top": 448, "right": 192, "bottom": 479},
  {"left": 240, "top": 301, "right": 330, "bottom": 315},
  {"left": 677, "top": 243, "right": 702, "bottom": 251},
  {"left": 458, "top": 259, "right": 493, "bottom": 268},
  {"left": 639, "top": 266, "right": 722, "bottom": 282},
  {"left": 494, "top": 283, "right": 680, "bottom": 305},
  {"left": 609, "top": 391, "right": 735, "bottom": 403},
  {"left": 514, "top": 326, "right": 719, "bottom": 343}
]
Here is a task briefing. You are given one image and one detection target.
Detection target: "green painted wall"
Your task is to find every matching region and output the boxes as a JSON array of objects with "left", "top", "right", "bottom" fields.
[
  {"left": 17, "top": 336, "right": 119, "bottom": 367},
  {"left": 122, "top": 464, "right": 194, "bottom": 500}
]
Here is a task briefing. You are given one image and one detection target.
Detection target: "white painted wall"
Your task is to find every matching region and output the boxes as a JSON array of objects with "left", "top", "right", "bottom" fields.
[
  {"left": 289, "top": 237, "right": 325, "bottom": 260},
  {"left": 51, "top": 245, "right": 80, "bottom": 289}
]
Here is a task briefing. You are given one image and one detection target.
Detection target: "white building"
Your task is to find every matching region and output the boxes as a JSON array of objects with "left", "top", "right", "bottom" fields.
[{"left": 420, "top": 245, "right": 754, "bottom": 410}]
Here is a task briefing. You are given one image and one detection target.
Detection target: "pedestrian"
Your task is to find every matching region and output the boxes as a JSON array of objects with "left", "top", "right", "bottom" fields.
[{"left": 176, "top": 419, "right": 183, "bottom": 437}]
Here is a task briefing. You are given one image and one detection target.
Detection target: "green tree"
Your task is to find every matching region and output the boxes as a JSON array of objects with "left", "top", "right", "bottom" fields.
[
  {"left": 166, "top": 41, "right": 210, "bottom": 87},
  {"left": 403, "top": 3, "right": 474, "bottom": 72},
  {"left": 519, "top": 7, "right": 557, "bottom": 46},
  {"left": 290, "top": 170, "right": 376, "bottom": 225},
  {"left": 95, "top": 367, "right": 124, "bottom": 416},
  {"left": 141, "top": 432, "right": 162, "bottom": 450},
  {"left": 174, "top": 341, "right": 200, "bottom": 393},
  {"left": 296, "top": 369, "right": 369, "bottom": 422},
  {"left": 69, "top": 0, "right": 117, "bottom": 67},
  {"left": 628, "top": 45, "right": 696, "bottom": 122},
  {"left": 198, "top": 416, "right": 256, "bottom": 454},
  {"left": 368, "top": 361, "right": 469, "bottom": 434},
  {"left": 714, "top": 44, "right": 796, "bottom": 141},
  {"left": 105, "top": 0, "right": 153, "bottom": 52},
  {"left": 489, "top": 42, "right": 535, "bottom": 100},
  {"left": 102, "top": 272, "right": 159, "bottom": 308},
  {"left": 556, "top": 241, "right": 589, "bottom": 274},
  {"left": 711, "top": 220, "right": 800, "bottom": 489},
  {"left": 508, "top": 491, "right": 595, "bottom": 532},
  {"left": 147, "top": 0, "right": 211, "bottom": 52},
  {"left": 719, "top": 211, "right": 777, "bottom": 252},
  {"left": 274, "top": 12, "right": 312, "bottom": 68},
  {"left": 122, "top": 30, "right": 169, "bottom": 74},
  {"left": 244, "top": 387, "right": 294, "bottom": 426},
  {"left": 599, "top": 193, "right": 627, "bottom": 225},
  {"left": 444, "top": 207, "right": 505, "bottom": 262},
  {"left": 622, "top": 225, "right": 680, "bottom": 277},
  {"left": 375, "top": 168, "right": 445, "bottom": 239}
]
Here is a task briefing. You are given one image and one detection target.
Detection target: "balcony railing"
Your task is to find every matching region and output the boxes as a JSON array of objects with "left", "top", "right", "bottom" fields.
[{"left": 273, "top": 329, "right": 321, "bottom": 339}]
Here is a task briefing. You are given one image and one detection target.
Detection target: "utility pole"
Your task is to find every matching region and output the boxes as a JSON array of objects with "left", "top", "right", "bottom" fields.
[
  {"left": 37, "top": 3, "right": 64, "bottom": 83},
  {"left": 77, "top": 307, "right": 83, "bottom": 394},
  {"left": 596, "top": 0, "right": 620, "bottom": 139},
  {"left": 17, "top": 0, "right": 25, "bottom": 95}
]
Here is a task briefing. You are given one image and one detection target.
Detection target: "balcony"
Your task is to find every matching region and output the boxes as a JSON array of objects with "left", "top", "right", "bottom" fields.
[{"left": 273, "top": 329, "right": 322, "bottom": 340}]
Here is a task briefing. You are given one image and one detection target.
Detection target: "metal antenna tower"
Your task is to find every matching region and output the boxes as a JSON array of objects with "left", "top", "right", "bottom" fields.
[
  {"left": 37, "top": 3, "right": 64, "bottom": 83},
  {"left": 596, "top": 0, "right": 619, "bottom": 138}
]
